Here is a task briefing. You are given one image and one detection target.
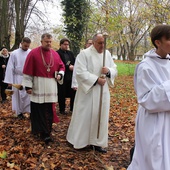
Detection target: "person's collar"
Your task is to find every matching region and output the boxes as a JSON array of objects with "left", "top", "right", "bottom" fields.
[
  {"left": 91, "top": 45, "right": 103, "bottom": 54},
  {"left": 144, "top": 49, "right": 170, "bottom": 60},
  {"left": 157, "top": 56, "right": 170, "bottom": 60},
  {"left": 60, "top": 48, "right": 67, "bottom": 53},
  {"left": 1, "top": 54, "right": 9, "bottom": 58},
  {"left": 91, "top": 45, "right": 97, "bottom": 52},
  {"left": 41, "top": 46, "right": 51, "bottom": 51}
]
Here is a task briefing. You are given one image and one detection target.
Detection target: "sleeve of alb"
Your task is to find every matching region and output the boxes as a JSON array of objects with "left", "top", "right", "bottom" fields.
[
  {"left": 93, "top": 78, "right": 98, "bottom": 86},
  {"left": 106, "top": 70, "right": 111, "bottom": 78}
]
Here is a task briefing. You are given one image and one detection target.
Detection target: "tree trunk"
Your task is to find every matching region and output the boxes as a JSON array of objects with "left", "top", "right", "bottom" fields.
[
  {"left": 121, "top": 45, "right": 126, "bottom": 60},
  {"left": 128, "top": 49, "right": 136, "bottom": 61},
  {"left": 11, "top": 0, "right": 32, "bottom": 50},
  {"left": 0, "top": 0, "right": 11, "bottom": 49}
]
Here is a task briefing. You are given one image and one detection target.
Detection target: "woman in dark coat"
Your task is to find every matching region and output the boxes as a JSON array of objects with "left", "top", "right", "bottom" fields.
[{"left": 0, "top": 47, "right": 10, "bottom": 103}]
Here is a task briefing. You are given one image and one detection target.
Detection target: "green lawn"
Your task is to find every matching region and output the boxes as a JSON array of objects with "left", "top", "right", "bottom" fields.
[{"left": 114, "top": 61, "right": 139, "bottom": 76}]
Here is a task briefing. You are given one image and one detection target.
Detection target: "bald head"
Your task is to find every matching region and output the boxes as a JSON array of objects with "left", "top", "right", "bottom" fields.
[{"left": 92, "top": 34, "right": 104, "bottom": 53}]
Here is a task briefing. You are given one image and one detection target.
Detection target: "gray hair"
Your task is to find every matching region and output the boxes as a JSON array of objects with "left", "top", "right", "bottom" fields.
[{"left": 92, "top": 33, "right": 103, "bottom": 42}]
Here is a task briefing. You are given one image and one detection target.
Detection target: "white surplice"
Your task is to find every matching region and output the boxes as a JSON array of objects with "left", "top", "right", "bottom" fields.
[
  {"left": 66, "top": 45, "right": 117, "bottom": 149},
  {"left": 128, "top": 49, "right": 170, "bottom": 170},
  {"left": 22, "top": 73, "right": 64, "bottom": 103},
  {"left": 4, "top": 48, "right": 31, "bottom": 115}
]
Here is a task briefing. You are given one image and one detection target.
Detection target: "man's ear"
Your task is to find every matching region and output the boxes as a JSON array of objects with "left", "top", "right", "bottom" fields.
[{"left": 155, "top": 40, "right": 161, "bottom": 47}]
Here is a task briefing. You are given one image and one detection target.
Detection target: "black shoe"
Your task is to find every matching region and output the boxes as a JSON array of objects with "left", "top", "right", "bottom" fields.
[
  {"left": 18, "top": 113, "right": 24, "bottom": 119},
  {"left": 91, "top": 145, "right": 107, "bottom": 153},
  {"left": 44, "top": 136, "right": 53, "bottom": 144},
  {"left": 1, "top": 99, "right": 6, "bottom": 104},
  {"left": 31, "top": 133, "right": 40, "bottom": 139},
  {"left": 40, "top": 133, "right": 53, "bottom": 144}
]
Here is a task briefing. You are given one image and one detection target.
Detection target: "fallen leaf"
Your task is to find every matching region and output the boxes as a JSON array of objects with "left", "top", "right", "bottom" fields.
[
  {"left": 0, "top": 151, "right": 7, "bottom": 159},
  {"left": 121, "top": 138, "right": 129, "bottom": 142},
  {"left": 7, "top": 162, "right": 15, "bottom": 168},
  {"left": 106, "top": 165, "right": 114, "bottom": 170}
]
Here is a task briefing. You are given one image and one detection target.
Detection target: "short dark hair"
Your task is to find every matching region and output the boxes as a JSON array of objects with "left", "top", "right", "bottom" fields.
[
  {"left": 86, "top": 39, "right": 92, "bottom": 44},
  {"left": 151, "top": 24, "right": 170, "bottom": 48},
  {"left": 22, "top": 37, "right": 31, "bottom": 43},
  {"left": 41, "top": 33, "right": 52, "bottom": 40},
  {"left": 60, "top": 38, "right": 70, "bottom": 45}
]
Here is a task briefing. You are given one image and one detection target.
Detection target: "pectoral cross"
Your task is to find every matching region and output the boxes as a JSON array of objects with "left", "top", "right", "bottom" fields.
[{"left": 47, "top": 68, "right": 50, "bottom": 72}]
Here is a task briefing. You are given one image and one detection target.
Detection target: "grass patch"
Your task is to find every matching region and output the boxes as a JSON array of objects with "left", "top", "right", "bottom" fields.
[{"left": 114, "top": 60, "right": 139, "bottom": 76}]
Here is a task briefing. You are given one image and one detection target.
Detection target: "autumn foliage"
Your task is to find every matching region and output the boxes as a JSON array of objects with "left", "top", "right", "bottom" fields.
[{"left": 0, "top": 75, "right": 137, "bottom": 170}]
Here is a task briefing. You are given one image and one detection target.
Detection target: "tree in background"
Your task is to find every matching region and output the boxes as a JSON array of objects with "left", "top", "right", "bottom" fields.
[
  {"left": 1, "top": 0, "right": 170, "bottom": 60},
  {"left": 61, "top": 0, "right": 90, "bottom": 56},
  {"left": 0, "top": 0, "right": 53, "bottom": 51},
  {"left": 0, "top": 0, "right": 12, "bottom": 50},
  {"left": 88, "top": 0, "right": 170, "bottom": 60},
  {"left": 11, "top": 0, "right": 35, "bottom": 50}
]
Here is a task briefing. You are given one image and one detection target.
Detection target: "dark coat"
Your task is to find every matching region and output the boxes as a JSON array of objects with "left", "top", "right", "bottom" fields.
[
  {"left": 57, "top": 49, "right": 75, "bottom": 99},
  {"left": 57, "top": 48, "right": 75, "bottom": 81},
  {"left": 0, "top": 55, "right": 9, "bottom": 84}
]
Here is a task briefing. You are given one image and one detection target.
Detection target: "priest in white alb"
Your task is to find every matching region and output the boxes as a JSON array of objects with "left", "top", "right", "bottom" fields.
[
  {"left": 4, "top": 37, "right": 31, "bottom": 118},
  {"left": 67, "top": 33, "right": 117, "bottom": 153}
]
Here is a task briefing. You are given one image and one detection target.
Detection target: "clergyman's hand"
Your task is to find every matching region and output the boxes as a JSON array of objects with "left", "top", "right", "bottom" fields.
[
  {"left": 101, "top": 67, "right": 109, "bottom": 75},
  {"left": 72, "top": 87, "right": 77, "bottom": 91},
  {"left": 2, "top": 65, "right": 6, "bottom": 69},
  {"left": 27, "top": 89, "right": 32, "bottom": 94},
  {"left": 97, "top": 77, "right": 106, "bottom": 86},
  {"left": 69, "top": 65, "right": 74, "bottom": 71},
  {"left": 56, "top": 74, "right": 61, "bottom": 81}
]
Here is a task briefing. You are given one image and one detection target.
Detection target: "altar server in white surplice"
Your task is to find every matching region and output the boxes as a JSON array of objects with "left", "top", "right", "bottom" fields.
[
  {"left": 4, "top": 37, "right": 31, "bottom": 118},
  {"left": 67, "top": 33, "right": 117, "bottom": 153},
  {"left": 127, "top": 25, "right": 170, "bottom": 170}
]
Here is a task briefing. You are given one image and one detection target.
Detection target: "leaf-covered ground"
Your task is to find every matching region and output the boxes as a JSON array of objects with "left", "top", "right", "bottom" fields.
[{"left": 0, "top": 75, "right": 137, "bottom": 170}]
